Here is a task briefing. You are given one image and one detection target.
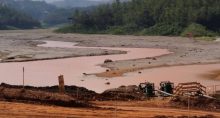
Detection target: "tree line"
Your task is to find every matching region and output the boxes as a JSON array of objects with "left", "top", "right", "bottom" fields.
[
  {"left": 58, "top": 0, "right": 220, "bottom": 36},
  {"left": 0, "top": 5, "right": 40, "bottom": 30},
  {"left": 0, "top": 0, "right": 73, "bottom": 28}
]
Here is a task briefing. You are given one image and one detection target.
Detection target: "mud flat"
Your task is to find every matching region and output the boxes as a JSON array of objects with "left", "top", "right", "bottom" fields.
[
  {"left": 0, "top": 30, "right": 125, "bottom": 62},
  {"left": 1, "top": 29, "right": 220, "bottom": 75},
  {"left": 0, "top": 29, "right": 220, "bottom": 65},
  {"left": 0, "top": 29, "right": 220, "bottom": 93}
]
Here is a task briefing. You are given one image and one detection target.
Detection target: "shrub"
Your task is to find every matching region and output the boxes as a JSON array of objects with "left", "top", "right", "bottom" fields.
[
  {"left": 181, "top": 23, "right": 216, "bottom": 37},
  {"left": 107, "top": 26, "right": 126, "bottom": 34},
  {"left": 140, "top": 22, "right": 183, "bottom": 36},
  {"left": 107, "top": 24, "right": 139, "bottom": 35},
  {"left": 55, "top": 24, "right": 99, "bottom": 34}
]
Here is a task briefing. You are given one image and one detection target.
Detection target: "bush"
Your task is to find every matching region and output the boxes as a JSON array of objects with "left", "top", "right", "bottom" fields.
[
  {"left": 107, "top": 24, "right": 139, "bottom": 35},
  {"left": 55, "top": 25, "right": 76, "bottom": 33},
  {"left": 55, "top": 24, "right": 100, "bottom": 34},
  {"left": 140, "top": 22, "right": 183, "bottom": 36},
  {"left": 195, "top": 37, "right": 216, "bottom": 41},
  {"left": 107, "top": 26, "right": 126, "bottom": 34},
  {"left": 181, "top": 23, "right": 216, "bottom": 37}
]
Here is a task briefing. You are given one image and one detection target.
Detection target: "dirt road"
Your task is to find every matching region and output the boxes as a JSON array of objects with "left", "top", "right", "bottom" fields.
[{"left": 0, "top": 101, "right": 219, "bottom": 118}]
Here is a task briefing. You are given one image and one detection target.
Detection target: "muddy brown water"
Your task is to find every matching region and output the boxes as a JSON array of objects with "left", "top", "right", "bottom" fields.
[{"left": 0, "top": 41, "right": 219, "bottom": 93}]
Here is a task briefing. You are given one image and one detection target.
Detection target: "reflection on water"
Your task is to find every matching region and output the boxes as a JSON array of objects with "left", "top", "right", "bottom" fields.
[{"left": 0, "top": 41, "right": 219, "bottom": 93}]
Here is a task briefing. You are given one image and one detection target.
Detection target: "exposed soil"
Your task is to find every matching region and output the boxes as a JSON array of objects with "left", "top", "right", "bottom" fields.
[
  {"left": 170, "top": 96, "right": 220, "bottom": 111},
  {"left": 0, "top": 84, "right": 92, "bottom": 108},
  {"left": 0, "top": 83, "right": 98, "bottom": 101},
  {"left": 1, "top": 83, "right": 220, "bottom": 109},
  {"left": 0, "top": 83, "right": 220, "bottom": 117},
  {"left": 1, "top": 101, "right": 220, "bottom": 118},
  {"left": 0, "top": 30, "right": 125, "bottom": 63},
  {"left": 200, "top": 70, "right": 220, "bottom": 80},
  {"left": 0, "top": 83, "right": 145, "bottom": 101},
  {"left": 1, "top": 29, "right": 220, "bottom": 117}
]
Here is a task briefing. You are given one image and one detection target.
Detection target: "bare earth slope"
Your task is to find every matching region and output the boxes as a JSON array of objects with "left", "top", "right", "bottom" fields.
[{"left": 1, "top": 101, "right": 220, "bottom": 118}]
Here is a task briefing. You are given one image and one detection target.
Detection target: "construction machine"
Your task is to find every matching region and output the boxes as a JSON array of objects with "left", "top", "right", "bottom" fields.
[
  {"left": 159, "top": 81, "right": 174, "bottom": 96},
  {"left": 139, "top": 82, "right": 155, "bottom": 97}
]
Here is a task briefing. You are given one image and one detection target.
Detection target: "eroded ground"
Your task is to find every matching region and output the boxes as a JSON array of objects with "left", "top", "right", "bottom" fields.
[{"left": 0, "top": 101, "right": 219, "bottom": 118}]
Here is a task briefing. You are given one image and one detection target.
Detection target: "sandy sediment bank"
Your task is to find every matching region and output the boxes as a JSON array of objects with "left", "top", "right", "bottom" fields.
[{"left": 1, "top": 29, "right": 220, "bottom": 77}]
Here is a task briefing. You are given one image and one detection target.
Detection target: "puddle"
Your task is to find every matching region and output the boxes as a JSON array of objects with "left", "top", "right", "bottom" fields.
[{"left": 0, "top": 40, "right": 219, "bottom": 93}]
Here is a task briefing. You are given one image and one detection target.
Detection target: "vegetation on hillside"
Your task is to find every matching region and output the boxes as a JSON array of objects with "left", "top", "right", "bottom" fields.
[
  {"left": 57, "top": 0, "right": 220, "bottom": 37},
  {"left": 51, "top": 0, "right": 129, "bottom": 8},
  {"left": 0, "top": 5, "right": 40, "bottom": 29},
  {"left": 0, "top": 0, "right": 73, "bottom": 27}
]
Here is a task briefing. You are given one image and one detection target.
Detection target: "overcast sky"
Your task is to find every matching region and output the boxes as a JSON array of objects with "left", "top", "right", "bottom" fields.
[{"left": 36, "top": 0, "right": 104, "bottom": 3}]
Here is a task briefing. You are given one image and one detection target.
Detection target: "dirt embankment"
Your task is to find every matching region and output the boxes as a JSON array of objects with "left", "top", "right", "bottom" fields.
[
  {"left": 1, "top": 101, "right": 219, "bottom": 118},
  {"left": 0, "top": 83, "right": 145, "bottom": 102},
  {"left": 1, "top": 83, "right": 220, "bottom": 117},
  {"left": 1, "top": 83, "right": 220, "bottom": 110},
  {"left": 0, "top": 83, "right": 98, "bottom": 101},
  {"left": 0, "top": 83, "right": 92, "bottom": 108}
]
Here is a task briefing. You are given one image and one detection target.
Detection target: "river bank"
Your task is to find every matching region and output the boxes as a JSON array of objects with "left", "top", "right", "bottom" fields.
[
  {"left": 0, "top": 29, "right": 220, "bottom": 93},
  {"left": 1, "top": 29, "right": 220, "bottom": 117},
  {"left": 1, "top": 29, "right": 220, "bottom": 76}
]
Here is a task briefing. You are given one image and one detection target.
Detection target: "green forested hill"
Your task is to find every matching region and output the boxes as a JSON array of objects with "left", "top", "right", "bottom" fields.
[
  {"left": 0, "top": 0, "right": 72, "bottom": 27},
  {"left": 58, "top": 0, "right": 220, "bottom": 36},
  {"left": 0, "top": 5, "right": 40, "bottom": 29},
  {"left": 52, "top": 0, "right": 129, "bottom": 8},
  {"left": 0, "top": 0, "right": 57, "bottom": 21}
]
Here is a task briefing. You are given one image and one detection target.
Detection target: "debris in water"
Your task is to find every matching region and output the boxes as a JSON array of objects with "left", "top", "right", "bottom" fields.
[
  {"left": 105, "top": 82, "right": 110, "bottom": 85},
  {"left": 104, "top": 59, "right": 113, "bottom": 63},
  {"left": 83, "top": 73, "right": 89, "bottom": 76},
  {"left": 112, "top": 72, "right": 117, "bottom": 75}
]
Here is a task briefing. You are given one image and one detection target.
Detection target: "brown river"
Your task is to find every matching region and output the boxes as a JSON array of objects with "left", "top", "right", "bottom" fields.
[{"left": 0, "top": 41, "right": 219, "bottom": 93}]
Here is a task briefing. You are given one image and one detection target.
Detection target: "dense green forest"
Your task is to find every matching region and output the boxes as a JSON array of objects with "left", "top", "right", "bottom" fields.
[
  {"left": 52, "top": 0, "right": 129, "bottom": 8},
  {"left": 0, "top": 0, "right": 125, "bottom": 28},
  {"left": 0, "top": 0, "right": 73, "bottom": 27},
  {"left": 58, "top": 0, "right": 220, "bottom": 37},
  {"left": 0, "top": 5, "right": 40, "bottom": 29},
  {"left": 52, "top": 0, "right": 108, "bottom": 8},
  {"left": 1, "top": 0, "right": 57, "bottom": 21},
  {"left": 0, "top": 0, "right": 129, "bottom": 29}
]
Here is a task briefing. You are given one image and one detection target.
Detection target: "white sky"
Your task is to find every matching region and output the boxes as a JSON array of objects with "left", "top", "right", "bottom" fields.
[{"left": 36, "top": 0, "right": 105, "bottom": 3}]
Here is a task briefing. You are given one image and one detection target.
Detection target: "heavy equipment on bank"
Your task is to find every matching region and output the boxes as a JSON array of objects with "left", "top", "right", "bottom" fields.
[
  {"left": 139, "top": 82, "right": 155, "bottom": 97},
  {"left": 138, "top": 81, "right": 215, "bottom": 99},
  {"left": 139, "top": 81, "right": 174, "bottom": 97}
]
